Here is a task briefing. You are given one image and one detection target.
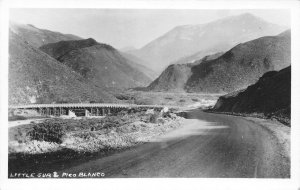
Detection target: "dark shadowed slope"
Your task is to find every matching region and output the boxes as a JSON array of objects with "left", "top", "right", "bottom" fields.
[
  {"left": 9, "top": 31, "right": 115, "bottom": 105},
  {"left": 39, "top": 38, "right": 100, "bottom": 59},
  {"left": 147, "top": 52, "right": 223, "bottom": 92},
  {"left": 213, "top": 66, "right": 291, "bottom": 123},
  {"left": 185, "top": 30, "right": 291, "bottom": 93},
  {"left": 10, "top": 22, "right": 82, "bottom": 48},
  {"left": 130, "top": 13, "right": 287, "bottom": 72},
  {"left": 39, "top": 39, "right": 152, "bottom": 89}
]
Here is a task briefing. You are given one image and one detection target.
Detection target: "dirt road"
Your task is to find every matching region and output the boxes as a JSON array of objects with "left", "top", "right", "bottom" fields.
[{"left": 59, "top": 109, "right": 290, "bottom": 178}]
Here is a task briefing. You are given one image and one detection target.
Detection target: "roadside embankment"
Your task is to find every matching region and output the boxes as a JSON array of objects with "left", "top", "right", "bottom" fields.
[
  {"left": 9, "top": 110, "right": 185, "bottom": 174},
  {"left": 210, "top": 66, "right": 291, "bottom": 126},
  {"left": 204, "top": 109, "right": 290, "bottom": 126}
]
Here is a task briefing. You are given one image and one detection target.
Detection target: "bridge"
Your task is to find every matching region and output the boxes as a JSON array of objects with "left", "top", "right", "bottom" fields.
[{"left": 9, "top": 103, "right": 175, "bottom": 117}]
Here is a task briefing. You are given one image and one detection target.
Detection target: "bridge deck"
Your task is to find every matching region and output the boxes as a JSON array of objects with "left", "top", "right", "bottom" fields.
[{"left": 9, "top": 103, "right": 178, "bottom": 109}]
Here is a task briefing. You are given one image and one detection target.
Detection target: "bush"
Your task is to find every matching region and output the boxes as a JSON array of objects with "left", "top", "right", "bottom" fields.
[
  {"left": 73, "top": 131, "right": 98, "bottom": 140},
  {"left": 115, "top": 94, "right": 133, "bottom": 100},
  {"left": 134, "top": 98, "right": 154, "bottom": 105},
  {"left": 8, "top": 115, "right": 27, "bottom": 121},
  {"left": 149, "top": 113, "right": 159, "bottom": 123},
  {"left": 162, "top": 111, "right": 171, "bottom": 118},
  {"left": 27, "top": 120, "right": 66, "bottom": 144},
  {"left": 157, "top": 118, "right": 165, "bottom": 124}
]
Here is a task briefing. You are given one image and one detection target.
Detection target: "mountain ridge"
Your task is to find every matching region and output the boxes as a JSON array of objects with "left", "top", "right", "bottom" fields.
[
  {"left": 39, "top": 38, "right": 153, "bottom": 89},
  {"left": 10, "top": 22, "right": 82, "bottom": 48},
  {"left": 130, "top": 13, "right": 287, "bottom": 72},
  {"left": 147, "top": 30, "right": 291, "bottom": 93},
  {"left": 185, "top": 29, "right": 291, "bottom": 92},
  {"left": 9, "top": 31, "right": 116, "bottom": 105}
]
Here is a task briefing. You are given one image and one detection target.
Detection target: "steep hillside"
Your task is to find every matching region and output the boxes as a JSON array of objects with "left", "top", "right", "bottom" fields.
[
  {"left": 9, "top": 31, "right": 115, "bottom": 105},
  {"left": 147, "top": 64, "right": 193, "bottom": 92},
  {"left": 39, "top": 38, "right": 99, "bottom": 59},
  {"left": 10, "top": 22, "right": 82, "bottom": 47},
  {"left": 213, "top": 66, "right": 291, "bottom": 123},
  {"left": 171, "top": 51, "right": 224, "bottom": 65},
  {"left": 147, "top": 30, "right": 290, "bottom": 93},
  {"left": 185, "top": 30, "right": 291, "bottom": 93},
  {"left": 121, "top": 52, "right": 159, "bottom": 80},
  {"left": 39, "top": 39, "right": 152, "bottom": 89},
  {"left": 147, "top": 52, "right": 223, "bottom": 92},
  {"left": 130, "top": 13, "right": 287, "bottom": 72}
]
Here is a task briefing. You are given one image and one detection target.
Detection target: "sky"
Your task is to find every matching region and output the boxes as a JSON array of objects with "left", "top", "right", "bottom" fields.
[{"left": 9, "top": 9, "right": 290, "bottom": 49}]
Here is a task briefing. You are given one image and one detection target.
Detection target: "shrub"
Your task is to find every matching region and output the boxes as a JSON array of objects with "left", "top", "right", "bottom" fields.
[
  {"left": 149, "top": 113, "right": 159, "bottom": 123},
  {"left": 73, "top": 131, "right": 98, "bottom": 140},
  {"left": 134, "top": 98, "right": 154, "bottom": 105},
  {"left": 117, "top": 110, "right": 129, "bottom": 116},
  {"left": 157, "top": 118, "right": 165, "bottom": 124},
  {"left": 8, "top": 115, "right": 27, "bottom": 121},
  {"left": 115, "top": 94, "right": 131, "bottom": 100},
  {"left": 162, "top": 112, "right": 171, "bottom": 118},
  {"left": 27, "top": 120, "right": 66, "bottom": 144}
]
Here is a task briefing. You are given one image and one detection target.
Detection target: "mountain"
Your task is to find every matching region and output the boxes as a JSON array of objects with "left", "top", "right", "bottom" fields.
[
  {"left": 147, "top": 30, "right": 291, "bottom": 93},
  {"left": 39, "top": 38, "right": 100, "bottom": 59},
  {"left": 39, "top": 38, "right": 152, "bottom": 89},
  {"left": 213, "top": 66, "right": 291, "bottom": 124},
  {"left": 121, "top": 52, "right": 159, "bottom": 80},
  {"left": 171, "top": 51, "right": 224, "bottom": 65},
  {"left": 9, "top": 31, "right": 116, "bottom": 105},
  {"left": 120, "top": 46, "right": 137, "bottom": 52},
  {"left": 130, "top": 13, "right": 287, "bottom": 72},
  {"left": 185, "top": 30, "right": 291, "bottom": 93},
  {"left": 9, "top": 22, "right": 82, "bottom": 48},
  {"left": 147, "top": 52, "right": 223, "bottom": 92}
]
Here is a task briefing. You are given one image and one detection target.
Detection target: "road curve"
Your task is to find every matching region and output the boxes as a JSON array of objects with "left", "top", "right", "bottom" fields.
[{"left": 59, "top": 109, "right": 290, "bottom": 178}]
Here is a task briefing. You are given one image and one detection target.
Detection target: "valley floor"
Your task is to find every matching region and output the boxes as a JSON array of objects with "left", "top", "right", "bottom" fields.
[{"left": 117, "top": 91, "right": 221, "bottom": 108}]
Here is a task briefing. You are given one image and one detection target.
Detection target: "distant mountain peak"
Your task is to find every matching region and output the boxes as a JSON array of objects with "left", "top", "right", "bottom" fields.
[
  {"left": 235, "top": 12, "right": 258, "bottom": 19},
  {"left": 131, "top": 13, "right": 287, "bottom": 73},
  {"left": 172, "top": 13, "right": 262, "bottom": 31}
]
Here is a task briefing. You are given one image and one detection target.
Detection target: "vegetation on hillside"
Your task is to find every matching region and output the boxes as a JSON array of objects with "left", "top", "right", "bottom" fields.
[
  {"left": 39, "top": 38, "right": 152, "bottom": 89},
  {"left": 9, "top": 31, "right": 116, "bottom": 104},
  {"left": 212, "top": 66, "right": 291, "bottom": 125},
  {"left": 10, "top": 22, "right": 82, "bottom": 48},
  {"left": 147, "top": 30, "right": 291, "bottom": 93}
]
